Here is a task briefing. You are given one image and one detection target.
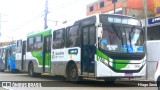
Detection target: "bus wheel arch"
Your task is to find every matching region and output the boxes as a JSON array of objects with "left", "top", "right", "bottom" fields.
[{"left": 66, "top": 60, "right": 79, "bottom": 81}]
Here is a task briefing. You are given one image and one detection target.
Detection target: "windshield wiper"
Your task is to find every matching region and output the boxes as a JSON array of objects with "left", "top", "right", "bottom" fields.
[
  {"left": 111, "top": 23, "right": 120, "bottom": 39},
  {"left": 111, "top": 23, "right": 124, "bottom": 45},
  {"left": 129, "top": 26, "right": 135, "bottom": 46}
]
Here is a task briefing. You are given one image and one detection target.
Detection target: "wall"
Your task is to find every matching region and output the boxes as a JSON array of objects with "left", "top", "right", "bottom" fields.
[
  {"left": 154, "top": 0, "right": 160, "bottom": 16},
  {"left": 0, "top": 42, "right": 10, "bottom": 47}
]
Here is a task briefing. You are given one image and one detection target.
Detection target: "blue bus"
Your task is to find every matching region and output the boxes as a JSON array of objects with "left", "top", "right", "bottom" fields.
[{"left": 0, "top": 44, "right": 18, "bottom": 72}]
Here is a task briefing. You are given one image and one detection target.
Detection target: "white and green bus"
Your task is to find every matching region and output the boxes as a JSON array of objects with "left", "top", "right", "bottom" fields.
[
  {"left": 15, "top": 28, "right": 52, "bottom": 75},
  {"left": 15, "top": 14, "right": 146, "bottom": 82}
]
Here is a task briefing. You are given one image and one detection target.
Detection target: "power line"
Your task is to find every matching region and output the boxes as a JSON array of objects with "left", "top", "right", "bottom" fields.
[
  {"left": 14, "top": 12, "right": 43, "bottom": 30},
  {"left": 4, "top": 12, "right": 44, "bottom": 35},
  {"left": 45, "top": 0, "right": 82, "bottom": 27},
  {"left": 48, "top": 0, "right": 80, "bottom": 13},
  {"left": 5, "top": 0, "right": 83, "bottom": 35},
  {"left": 0, "top": 14, "right": 8, "bottom": 37}
]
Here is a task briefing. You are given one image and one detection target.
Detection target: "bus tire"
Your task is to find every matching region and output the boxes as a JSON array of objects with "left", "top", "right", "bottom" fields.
[
  {"left": 28, "top": 62, "right": 36, "bottom": 77},
  {"left": 8, "top": 65, "right": 10, "bottom": 72},
  {"left": 157, "top": 77, "right": 160, "bottom": 90},
  {"left": 68, "top": 63, "right": 79, "bottom": 82},
  {"left": 0, "top": 69, "right": 4, "bottom": 72}
]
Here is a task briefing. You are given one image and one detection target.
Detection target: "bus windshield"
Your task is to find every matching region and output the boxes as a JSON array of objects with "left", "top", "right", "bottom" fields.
[{"left": 99, "top": 24, "right": 144, "bottom": 53}]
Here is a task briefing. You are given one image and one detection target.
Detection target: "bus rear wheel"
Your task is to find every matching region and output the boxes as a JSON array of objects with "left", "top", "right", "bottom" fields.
[
  {"left": 68, "top": 64, "right": 79, "bottom": 82},
  {"left": 0, "top": 69, "right": 4, "bottom": 72},
  {"left": 28, "top": 63, "right": 36, "bottom": 77},
  {"left": 157, "top": 77, "right": 160, "bottom": 90}
]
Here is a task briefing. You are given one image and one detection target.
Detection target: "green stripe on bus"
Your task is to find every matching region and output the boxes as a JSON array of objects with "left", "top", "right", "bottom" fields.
[{"left": 96, "top": 49, "right": 130, "bottom": 70}]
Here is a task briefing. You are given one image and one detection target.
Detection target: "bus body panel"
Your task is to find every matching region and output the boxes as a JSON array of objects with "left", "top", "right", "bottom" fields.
[
  {"left": 26, "top": 52, "right": 43, "bottom": 73},
  {"left": 51, "top": 47, "right": 81, "bottom": 76},
  {"left": 15, "top": 53, "right": 22, "bottom": 70},
  {"left": 146, "top": 40, "right": 160, "bottom": 80},
  {"left": 95, "top": 51, "right": 146, "bottom": 77}
]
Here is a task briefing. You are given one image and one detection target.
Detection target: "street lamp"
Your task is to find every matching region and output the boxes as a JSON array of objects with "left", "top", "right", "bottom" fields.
[{"left": 112, "top": 0, "right": 117, "bottom": 14}]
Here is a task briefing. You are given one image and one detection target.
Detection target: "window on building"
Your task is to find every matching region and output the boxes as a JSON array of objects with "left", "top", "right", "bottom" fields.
[
  {"left": 90, "top": 6, "right": 94, "bottom": 12},
  {"left": 27, "top": 37, "right": 34, "bottom": 51},
  {"left": 100, "top": 1, "right": 104, "bottom": 8},
  {"left": 34, "top": 35, "right": 42, "bottom": 51},
  {"left": 66, "top": 25, "right": 80, "bottom": 47},
  {"left": 157, "top": 7, "right": 160, "bottom": 13},
  {"left": 52, "top": 29, "right": 65, "bottom": 49}
]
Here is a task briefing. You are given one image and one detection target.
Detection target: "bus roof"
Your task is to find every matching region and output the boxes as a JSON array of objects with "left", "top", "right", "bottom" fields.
[
  {"left": 27, "top": 28, "right": 52, "bottom": 37},
  {"left": 51, "top": 21, "right": 74, "bottom": 31}
]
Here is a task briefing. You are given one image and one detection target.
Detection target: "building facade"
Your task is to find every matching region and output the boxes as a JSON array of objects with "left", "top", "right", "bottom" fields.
[
  {"left": 147, "top": 0, "right": 160, "bottom": 40},
  {"left": 86, "top": 0, "right": 155, "bottom": 19},
  {"left": 0, "top": 42, "right": 11, "bottom": 47}
]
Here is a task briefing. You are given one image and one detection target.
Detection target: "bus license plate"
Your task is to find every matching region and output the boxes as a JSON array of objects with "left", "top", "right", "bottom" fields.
[{"left": 125, "top": 73, "right": 133, "bottom": 77}]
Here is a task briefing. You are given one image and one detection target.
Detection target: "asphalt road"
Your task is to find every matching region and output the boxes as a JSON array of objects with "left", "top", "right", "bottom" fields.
[{"left": 0, "top": 72, "right": 158, "bottom": 90}]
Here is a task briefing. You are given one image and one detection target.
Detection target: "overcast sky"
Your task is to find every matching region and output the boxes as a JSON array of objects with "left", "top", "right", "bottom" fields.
[{"left": 0, "top": 0, "right": 97, "bottom": 42}]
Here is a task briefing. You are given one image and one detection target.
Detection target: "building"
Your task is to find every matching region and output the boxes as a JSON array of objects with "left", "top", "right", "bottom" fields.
[
  {"left": 147, "top": 0, "right": 160, "bottom": 40},
  {"left": 0, "top": 42, "right": 11, "bottom": 47},
  {"left": 86, "top": 0, "right": 155, "bottom": 19}
]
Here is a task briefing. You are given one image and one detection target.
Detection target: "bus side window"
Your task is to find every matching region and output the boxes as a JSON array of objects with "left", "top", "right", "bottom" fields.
[
  {"left": 16, "top": 40, "right": 22, "bottom": 53},
  {"left": 27, "top": 37, "right": 34, "bottom": 52},
  {"left": 34, "top": 35, "right": 42, "bottom": 51},
  {"left": 52, "top": 29, "right": 65, "bottom": 49},
  {"left": 66, "top": 25, "right": 80, "bottom": 47}
]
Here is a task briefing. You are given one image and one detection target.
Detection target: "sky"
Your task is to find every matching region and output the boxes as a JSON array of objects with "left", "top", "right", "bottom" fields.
[{"left": 0, "top": 0, "right": 97, "bottom": 42}]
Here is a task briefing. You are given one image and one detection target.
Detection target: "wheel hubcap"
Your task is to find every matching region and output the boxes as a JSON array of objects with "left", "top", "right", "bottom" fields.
[
  {"left": 30, "top": 67, "right": 33, "bottom": 75},
  {"left": 71, "top": 69, "right": 77, "bottom": 79}
]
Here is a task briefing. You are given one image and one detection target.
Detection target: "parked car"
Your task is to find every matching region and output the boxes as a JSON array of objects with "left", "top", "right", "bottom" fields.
[{"left": 154, "top": 61, "right": 160, "bottom": 90}]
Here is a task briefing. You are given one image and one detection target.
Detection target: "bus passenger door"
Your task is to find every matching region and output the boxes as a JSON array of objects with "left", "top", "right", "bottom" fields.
[
  {"left": 81, "top": 26, "right": 96, "bottom": 76},
  {"left": 43, "top": 35, "right": 51, "bottom": 73},
  {"left": 21, "top": 41, "right": 26, "bottom": 70}
]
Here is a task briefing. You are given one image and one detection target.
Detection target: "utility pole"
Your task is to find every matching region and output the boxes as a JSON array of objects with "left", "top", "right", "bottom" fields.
[
  {"left": 144, "top": 0, "right": 148, "bottom": 80},
  {"left": 0, "top": 14, "right": 1, "bottom": 37},
  {"left": 121, "top": 0, "right": 127, "bottom": 15},
  {"left": 44, "top": 0, "right": 49, "bottom": 29}
]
